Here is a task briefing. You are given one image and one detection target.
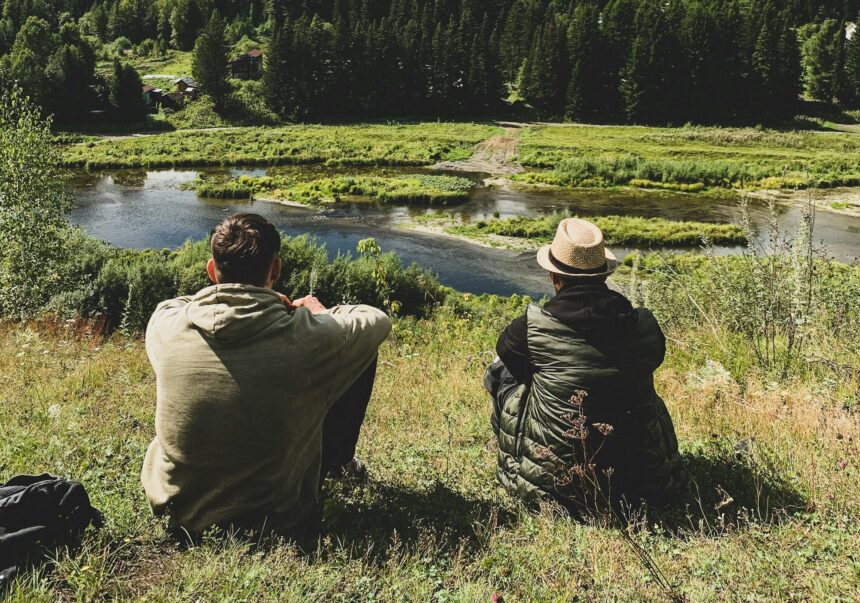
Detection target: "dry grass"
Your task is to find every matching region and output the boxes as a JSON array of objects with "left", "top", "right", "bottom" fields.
[{"left": 1, "top": 300, "right": 858, "bottom": 600}]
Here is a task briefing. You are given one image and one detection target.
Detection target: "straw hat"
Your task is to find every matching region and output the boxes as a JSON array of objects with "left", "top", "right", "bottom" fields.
[{"left": 536, "top": 218, "right": 617, "bottom": 278}]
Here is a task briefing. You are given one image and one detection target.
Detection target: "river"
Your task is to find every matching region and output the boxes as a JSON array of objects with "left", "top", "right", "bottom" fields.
[{"left": 67, "top": 167, "right": 860, "bottom": 298}]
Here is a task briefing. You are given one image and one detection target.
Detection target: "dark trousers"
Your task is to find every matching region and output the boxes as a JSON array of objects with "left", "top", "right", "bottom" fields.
[
  {"left": 320, "top": 356, "right": 378, "bottom": 475},
  {"left": 484, "top": 359, "right": 522, "bottom": 436}
]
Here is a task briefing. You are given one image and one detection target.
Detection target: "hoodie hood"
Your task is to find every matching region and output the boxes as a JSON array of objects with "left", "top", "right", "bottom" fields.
[
  {"left": 543, "top": 282, "right": 637, "bottom": 336},
  {"left": 185, "top": 284, "right": 288, "bottom": 342}
]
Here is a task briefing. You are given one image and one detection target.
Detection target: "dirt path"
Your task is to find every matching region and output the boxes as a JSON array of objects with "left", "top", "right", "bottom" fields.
[{"left": 431, "top": 124, "right": 525, "bottom": 175}]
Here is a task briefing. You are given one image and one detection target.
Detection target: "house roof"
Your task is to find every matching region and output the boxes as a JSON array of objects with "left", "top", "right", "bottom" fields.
[
  {"left": 174, "top": 77, "right": 198, "bottom": 86},
  {"left": 231, "top": 49, "right": 263, "bottom": 64},
  {"left": 142, "top": 85, "right": 155, "bottom": 93}
]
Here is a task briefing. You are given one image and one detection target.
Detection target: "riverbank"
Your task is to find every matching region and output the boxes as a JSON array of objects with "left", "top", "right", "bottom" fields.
[
  {"left": 411, "top": 213, "right": 747, "bottom": 249},
  {"left": 3, "top": 250, "right": 859, "bottom": 599},
  {"left": 62, "top": 122, "right": 860, "bottom": 195}
]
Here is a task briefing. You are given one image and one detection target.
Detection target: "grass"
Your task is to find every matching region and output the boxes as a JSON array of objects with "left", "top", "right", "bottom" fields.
[
  {"left": 2, "top": 271, "right": 859, "bottom": 599},
  {"left": 516, "top": 124, "right": 860, "bottom": 190},
  {"left": 426, "top": 213, "right": 747, "bottom": 248},
  {"left": 62, "top": 123, "right": 500, "bottom": 170},
  {"left": 196, "top": 174, "right": 477, "bottom": 205},
  {"left": 97, "top": 50, "right": 194, "bottom": 80}
]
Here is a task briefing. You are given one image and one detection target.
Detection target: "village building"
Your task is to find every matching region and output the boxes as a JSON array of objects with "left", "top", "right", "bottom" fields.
[
  {"left": 174, "top": 77, "right": 199, "bottom": 99},
  {"left": 230, "top": 49, "right": 263, "bottom": 80},
  {"left": 142, "top": 85, "right": 163, "bottom": 112}
]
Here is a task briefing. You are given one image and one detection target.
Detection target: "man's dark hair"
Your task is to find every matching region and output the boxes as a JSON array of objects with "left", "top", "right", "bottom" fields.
[{"left": 210, "top": 213, "right": 281, "bottom": 286}]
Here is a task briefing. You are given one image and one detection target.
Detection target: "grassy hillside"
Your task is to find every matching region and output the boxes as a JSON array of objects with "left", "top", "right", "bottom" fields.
[{"left": 2, "top": 246, "right": 859, "bottom": 600}]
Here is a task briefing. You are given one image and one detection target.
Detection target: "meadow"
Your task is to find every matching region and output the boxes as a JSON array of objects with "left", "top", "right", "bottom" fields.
[
  {"left": 2, "top": 222, "right": 860, "bottom": 601},
  {"left": 196, "top": 174, "right": 477, "bottom": 205},
  {"left": 515, "top": 124, "right": 860, "bottom": 190},
  {"left": 421, "top": 213, "right": 748, "bottom": 248},
  {"left": 62, "top": 123, "right": 500, "bottom": 170}
]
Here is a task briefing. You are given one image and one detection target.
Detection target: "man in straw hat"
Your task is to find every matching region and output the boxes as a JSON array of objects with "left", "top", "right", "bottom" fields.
[{"left": 485, "top": 218, "right": 685, "bottom": 510}]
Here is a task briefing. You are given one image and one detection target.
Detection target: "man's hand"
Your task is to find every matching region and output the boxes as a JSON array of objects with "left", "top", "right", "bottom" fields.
[
  {"left": 292, "top": 295, "right": 327, "bottom": 315},
  {"left": 275, "top": 292, "right": 294, "bottom": 309}
]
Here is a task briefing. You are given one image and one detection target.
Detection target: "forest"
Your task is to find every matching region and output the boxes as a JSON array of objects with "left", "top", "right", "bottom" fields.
[{"left": 0, "top": 0, "right": 859, "bottom": 125}]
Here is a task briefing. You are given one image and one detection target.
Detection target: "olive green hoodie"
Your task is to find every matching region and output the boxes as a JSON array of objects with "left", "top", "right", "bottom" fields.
[{"left": 140, "top": 284, "right": 391, "bottom": 532}]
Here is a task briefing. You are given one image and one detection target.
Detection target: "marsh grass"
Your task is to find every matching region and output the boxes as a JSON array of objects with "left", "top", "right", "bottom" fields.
[
  {"left": 196, "top": 174, "right": 477, "bottom": 205},
  {"left": 518, "top": 124, "right": 860, "bottom": 190},
  {"left": 62, "top": 123, "right": 500, "bottom": 170},
  {"left": 443, "top": 213, "right": 747, "bottom": 247}
]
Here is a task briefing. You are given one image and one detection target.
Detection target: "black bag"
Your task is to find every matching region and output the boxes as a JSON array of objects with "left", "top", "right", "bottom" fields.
[{"left": 0, "top": 474, "right": 103, "bottom": 590}]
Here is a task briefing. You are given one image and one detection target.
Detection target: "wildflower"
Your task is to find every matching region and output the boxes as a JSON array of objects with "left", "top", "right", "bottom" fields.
[
  {"left": 562, "top": 426, "right": 588, "bottom": 441},
  {"left": 838, "top": 459, "right": 848, "bottom": 470},
  {"left": 47, "top": 404, "right": 61, "bottom": 419},
  {"left": 592, "top": 422, "right": 614, "bottom": 436},
  {"left": 569, "top": 391, "right": 587, "bottom": 406},
  {"left": 602, "top": 467, "right": 615, "bottom": 479},
  {"left": 490, "top": 593, "right": 504, "bottom": 603}
]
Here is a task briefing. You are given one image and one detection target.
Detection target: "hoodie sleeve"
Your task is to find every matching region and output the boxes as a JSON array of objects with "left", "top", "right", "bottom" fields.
[{"left": 324, "top": 304, "right": 393, "bottom": 402}]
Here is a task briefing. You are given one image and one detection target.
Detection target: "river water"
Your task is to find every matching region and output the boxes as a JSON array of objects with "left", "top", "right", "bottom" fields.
[{"left": 67, "top": 167, "right": 860, "bottom": 298}]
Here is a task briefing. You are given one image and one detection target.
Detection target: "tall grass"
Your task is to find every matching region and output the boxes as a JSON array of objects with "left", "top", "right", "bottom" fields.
[
  {"left": 196, "top": 174, "right": 477, "bottom": 205},
  {"left": 62, "top": 123, "right": 499, "bottom": 170},
  {"left": 517, "top": 124, "right": 860, "bottom": 190},
  {"left": 448, "top": 213, "right": 747, "bottom": 247},
  {"left": 44, "top": 230, "right": 444, "bottom": 332}
]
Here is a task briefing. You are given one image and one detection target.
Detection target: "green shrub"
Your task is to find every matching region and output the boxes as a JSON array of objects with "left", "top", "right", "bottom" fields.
[{"left": 41, "top": 233, "right": 444, "bottom": 332}]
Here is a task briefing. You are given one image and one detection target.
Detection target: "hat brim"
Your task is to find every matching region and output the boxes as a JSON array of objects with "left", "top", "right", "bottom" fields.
[{"left": 536, "top": 245, "right": 617, "bottom": 278}]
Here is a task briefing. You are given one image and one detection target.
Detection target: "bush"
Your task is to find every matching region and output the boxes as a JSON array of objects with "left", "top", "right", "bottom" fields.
[{"left": 39, "top": 233, "right": 444, "bottom": 333}]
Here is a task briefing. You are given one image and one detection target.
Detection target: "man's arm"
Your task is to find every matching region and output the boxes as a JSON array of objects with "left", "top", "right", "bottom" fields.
[
  {"left": 293, "top": 296, "right": 392, "bottom": 403},
  {"left": 496, "top": 314, "right": 531, "bottom": 383}
]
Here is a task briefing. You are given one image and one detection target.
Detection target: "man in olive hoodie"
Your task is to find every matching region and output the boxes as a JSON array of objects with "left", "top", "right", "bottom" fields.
[
  {"left": 486, "top": 218, "right": 685, "bottom": 510},
  {"left": 141, "top": 213, "right": 391, "bottom": 534}
]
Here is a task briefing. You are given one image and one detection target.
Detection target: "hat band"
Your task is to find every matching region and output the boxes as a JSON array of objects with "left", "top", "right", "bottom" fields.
[{"left": 548, "top": 249, "right": 608, "bottom": 275}]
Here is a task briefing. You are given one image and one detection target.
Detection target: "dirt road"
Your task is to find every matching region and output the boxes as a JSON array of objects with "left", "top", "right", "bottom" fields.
[{"left": 431, "top": 124, "right": 524, "bottom": 175}]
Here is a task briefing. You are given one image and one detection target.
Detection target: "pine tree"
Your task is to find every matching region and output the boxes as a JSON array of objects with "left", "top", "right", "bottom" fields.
[
  {"left": 192, "top": 11, "right": 229, "bottom": 108},
  {"left": 109, "top": 59, "right": 147, "bottom": 122},
  {"left": 842, "top": 23, "right": 860, "bottom": 107},
  {"left": 802, "top": 18, "right": 843, "bottom": 102}
]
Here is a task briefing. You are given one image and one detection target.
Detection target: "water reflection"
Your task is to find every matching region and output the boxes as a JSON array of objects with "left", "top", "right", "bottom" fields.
[{"left": 67, "top": 167, "right": 860, "bottom": 297}]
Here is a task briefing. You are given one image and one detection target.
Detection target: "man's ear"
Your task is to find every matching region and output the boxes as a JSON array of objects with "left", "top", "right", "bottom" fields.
[
  {"left": 269, "top": 256, "right": 282, "bottom": 287},
  {"left": 206, "top": 258, "right": 219, "bottom": 284}
]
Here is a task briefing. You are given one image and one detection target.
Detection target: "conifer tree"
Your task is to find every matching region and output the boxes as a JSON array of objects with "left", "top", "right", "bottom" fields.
[
  {"left": 842, "top": 23, "right": 860, "bottom": 107},
  {"left": 192, "top": 10, "right": 229, "bottom": 108}
]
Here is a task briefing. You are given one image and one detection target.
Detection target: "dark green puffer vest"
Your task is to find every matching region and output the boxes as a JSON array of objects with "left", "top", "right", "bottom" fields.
[{"left": 496, "top": 302, "right": 684, "bottom": 505}]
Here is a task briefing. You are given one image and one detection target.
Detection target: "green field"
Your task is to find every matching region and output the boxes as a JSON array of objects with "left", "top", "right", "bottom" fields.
[
  {"left": 433, "top": 213, "right": 747, "bottom": 248},
  {"left": 515, "top": 124, "right": 860, "bottom": 190},
  {"left": 196, "top": 173, "right": 477, "bottom": 205},
  {"left": 62, "top": 123, "right": 500, "bottom": 169}
]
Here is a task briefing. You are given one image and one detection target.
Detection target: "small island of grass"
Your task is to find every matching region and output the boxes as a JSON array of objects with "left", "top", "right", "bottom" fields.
[
  {"left": 421, "top": 212, "right": 747, "bottom": 248},
  {"left": 196, "top": 173, "right": 478, "bottom": 206}
]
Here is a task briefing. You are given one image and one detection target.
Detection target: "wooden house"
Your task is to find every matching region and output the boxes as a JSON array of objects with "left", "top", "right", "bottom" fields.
[{"left": 230, "top": 49, "right": 263, "bottom": 80}]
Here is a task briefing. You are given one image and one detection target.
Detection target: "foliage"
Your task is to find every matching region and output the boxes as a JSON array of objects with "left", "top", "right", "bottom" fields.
[
  {"left": 191, "top": 11, "right": 227, "bottom": 108},
  {"left": 108, "top": 59, "right": 147, "bottom": 122},
  {"left": 42, "top": 233, "right": 445, "bottom": 332},
  {"left": 62, "top": 123, "right": 499, "bottom": 169},
  {"left": 1, "top": 253, "right": 860, "bottom": 599},
  {"left": 0, "top": 84, "right": 71, "bottom": 317},
  {"left": 447, "top": 213, "right": 746, "bottom": 247},
  {"left": 197, "top": 173, "right": 477, "bottom": 205},
  {"left": 799, "top": 19, "right": 844, "bottom": 103},
  {"left": 516, "top": 124, "right": 860, "bottom": 190}
]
